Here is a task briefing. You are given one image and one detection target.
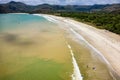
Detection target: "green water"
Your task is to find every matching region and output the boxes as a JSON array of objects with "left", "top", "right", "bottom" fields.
[
  {"left": 0, "top": 14, "right": 72, "bottom": 80},
  {"left": 1, "top": 58, "right": 63, "bottom": 80}
]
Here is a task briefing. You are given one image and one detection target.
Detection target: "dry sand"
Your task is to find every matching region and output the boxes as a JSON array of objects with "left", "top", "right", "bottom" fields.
[{"left": 42, "top": 14, "right": 120, "bottom": 79}]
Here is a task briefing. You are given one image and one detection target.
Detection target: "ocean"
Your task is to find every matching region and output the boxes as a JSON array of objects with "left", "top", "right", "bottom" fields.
[
  {"left": 0, "top": 13, "right": 73, "bottom": 80},
  {"left": 0, "top": 14, "right": 113, "bottom": 80}
]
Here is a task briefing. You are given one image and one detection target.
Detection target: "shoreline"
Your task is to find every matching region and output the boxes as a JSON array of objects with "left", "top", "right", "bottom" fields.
[
  {"left": 6, "top": 13, "right": 119, "bottom": 79},
  {"left": 1, "top": 13, "right": 119, "bottom": 79},
  {"left": 66, "top": 42, "right": 83, "bottom": 80},
  {"left": 39, "top": 14, "right": 120, "bottom": 79}
]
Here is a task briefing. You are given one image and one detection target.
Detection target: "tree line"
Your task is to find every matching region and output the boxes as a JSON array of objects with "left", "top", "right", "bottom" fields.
[{"left": 59, "top": 12, "right": 120, "bottom": 34}]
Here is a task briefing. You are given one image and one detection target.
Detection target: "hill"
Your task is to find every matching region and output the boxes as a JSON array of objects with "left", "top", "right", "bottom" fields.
[{"left": 0, "top": 1, "right": 120, "bottom": 13}]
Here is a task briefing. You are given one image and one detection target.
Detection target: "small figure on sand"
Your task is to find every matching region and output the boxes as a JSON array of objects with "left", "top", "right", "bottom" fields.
[
  {"left": 92, "top": 67, "right": 96, "bottom": 70},
  {"left": 87, "top": 65, "right": 89, "bottom": 68}
]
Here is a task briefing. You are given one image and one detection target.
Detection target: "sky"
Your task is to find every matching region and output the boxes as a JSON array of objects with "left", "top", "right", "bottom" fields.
[{"left": 0, "top": 0, "right": 120, "bottom": 5}]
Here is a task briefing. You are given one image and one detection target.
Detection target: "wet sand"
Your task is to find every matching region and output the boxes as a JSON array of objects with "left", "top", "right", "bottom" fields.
[{"left": 41, "top": 14, "right": 120, "bottom": 80}]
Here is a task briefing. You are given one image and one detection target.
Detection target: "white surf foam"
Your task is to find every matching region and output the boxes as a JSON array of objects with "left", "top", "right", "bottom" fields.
[
  {"left": 66, "top": 42, "right": 83, "bottom": 80},
  {"left": 69, "top": 28, "right": 117, "bottom": 80},
  {"left": 70, "top": 28, "right": 110, "bottom": 65},
  {"left": 33, "top": 14, "right": 58, "bottom": 23}
]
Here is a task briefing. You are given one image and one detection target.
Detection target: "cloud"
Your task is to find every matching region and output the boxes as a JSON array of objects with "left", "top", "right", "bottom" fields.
[
  {"left": 0, "top": 0, "right": 61, "bottom": 5},
  {"left": 65, "top": 0, "right": 120, "bottom": 5},
  {"left": 0, "top": 0, "right": 120, "bottom": 5}
]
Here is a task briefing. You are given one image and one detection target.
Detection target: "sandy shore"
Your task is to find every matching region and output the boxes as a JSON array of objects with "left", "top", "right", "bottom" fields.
[{"left": 41, "top": 14, "right": 120, "bottom": 79}]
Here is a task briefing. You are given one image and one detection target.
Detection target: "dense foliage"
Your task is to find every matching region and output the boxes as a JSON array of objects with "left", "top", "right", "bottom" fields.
[{"left": 60, "top": 12, "right": 120, "bottom": 34}]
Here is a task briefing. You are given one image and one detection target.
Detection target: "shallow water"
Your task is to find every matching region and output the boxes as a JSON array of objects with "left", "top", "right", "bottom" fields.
[
  {"left": 0, "top": 14, "right": 114, "bottom": 80},
  {"left": 0, "top": 14, "right": 72, "bottom": 80}
]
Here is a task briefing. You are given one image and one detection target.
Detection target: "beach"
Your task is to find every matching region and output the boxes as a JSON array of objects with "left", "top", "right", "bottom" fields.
[
  {"left": 0, "top": 13, "right": 118, "bottom": 80},
  {"left": 41, "top": 14, "right": 120, "bottom": 79}
]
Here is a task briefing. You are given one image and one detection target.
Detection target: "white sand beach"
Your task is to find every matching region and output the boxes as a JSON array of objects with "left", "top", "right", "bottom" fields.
[{"left": 41, "top": 14, "right": 120, "bottom": 79}]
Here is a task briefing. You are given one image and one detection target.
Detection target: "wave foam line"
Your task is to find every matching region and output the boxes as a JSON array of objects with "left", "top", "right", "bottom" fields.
[
  {"left": 70, "top": 28, "right": 110, "bottom": 65},
  {"left": 43, "top": 15, "right": 58, "bottom": 23},
  {"left": 66, "top": 42, "right": 83, "bottom": 80},
  {"left": 33, "top": 14, "right": 58, "bottom": 23},
  {"left": 64, "top": 19, "right": 120, "bottom": 53},
  {"left": 69, "top": 28, "right": 117, "bottom": 80}
]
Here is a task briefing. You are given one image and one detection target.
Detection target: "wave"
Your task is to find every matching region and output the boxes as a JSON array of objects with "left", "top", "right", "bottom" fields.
[{"left": 66, "top": 42, "right": 83, "bottom": 80}]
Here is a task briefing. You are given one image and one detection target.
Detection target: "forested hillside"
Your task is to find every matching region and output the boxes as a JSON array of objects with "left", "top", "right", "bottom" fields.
[{"left": 0, "top": 1, "right": 120, "bottom": 13}]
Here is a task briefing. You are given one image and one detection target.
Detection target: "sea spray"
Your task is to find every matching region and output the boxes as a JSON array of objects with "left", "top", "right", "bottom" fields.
[{"left": 66, "top": 42, "right": 83, "bottom": 80}]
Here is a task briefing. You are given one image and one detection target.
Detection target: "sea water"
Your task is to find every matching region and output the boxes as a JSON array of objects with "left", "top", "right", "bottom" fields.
[
  {"left": 0, "top": 14, "right": 47, "bottom": 31},
  {"left": 0, "top": 14, "right": 72, "bottom": 80},
  {"left": 0, "top": 14, "right": 113, "bottom": 80}
]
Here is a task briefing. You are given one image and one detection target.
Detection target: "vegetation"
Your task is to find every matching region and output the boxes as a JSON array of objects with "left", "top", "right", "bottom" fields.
[
  {"left": 59, "top": 12, "right": 120, "bottom": 34},
  {"left": 0, "top": 1, "right": 120, "bottom": 34}
]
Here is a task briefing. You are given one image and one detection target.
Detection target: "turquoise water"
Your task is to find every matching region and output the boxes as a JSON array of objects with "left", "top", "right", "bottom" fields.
[
  {"left": 0, "top": 14, "right": 72, "bottom": 80},
  {"left": 0, "top": 14, "right": 48, "bottom": 31}
]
